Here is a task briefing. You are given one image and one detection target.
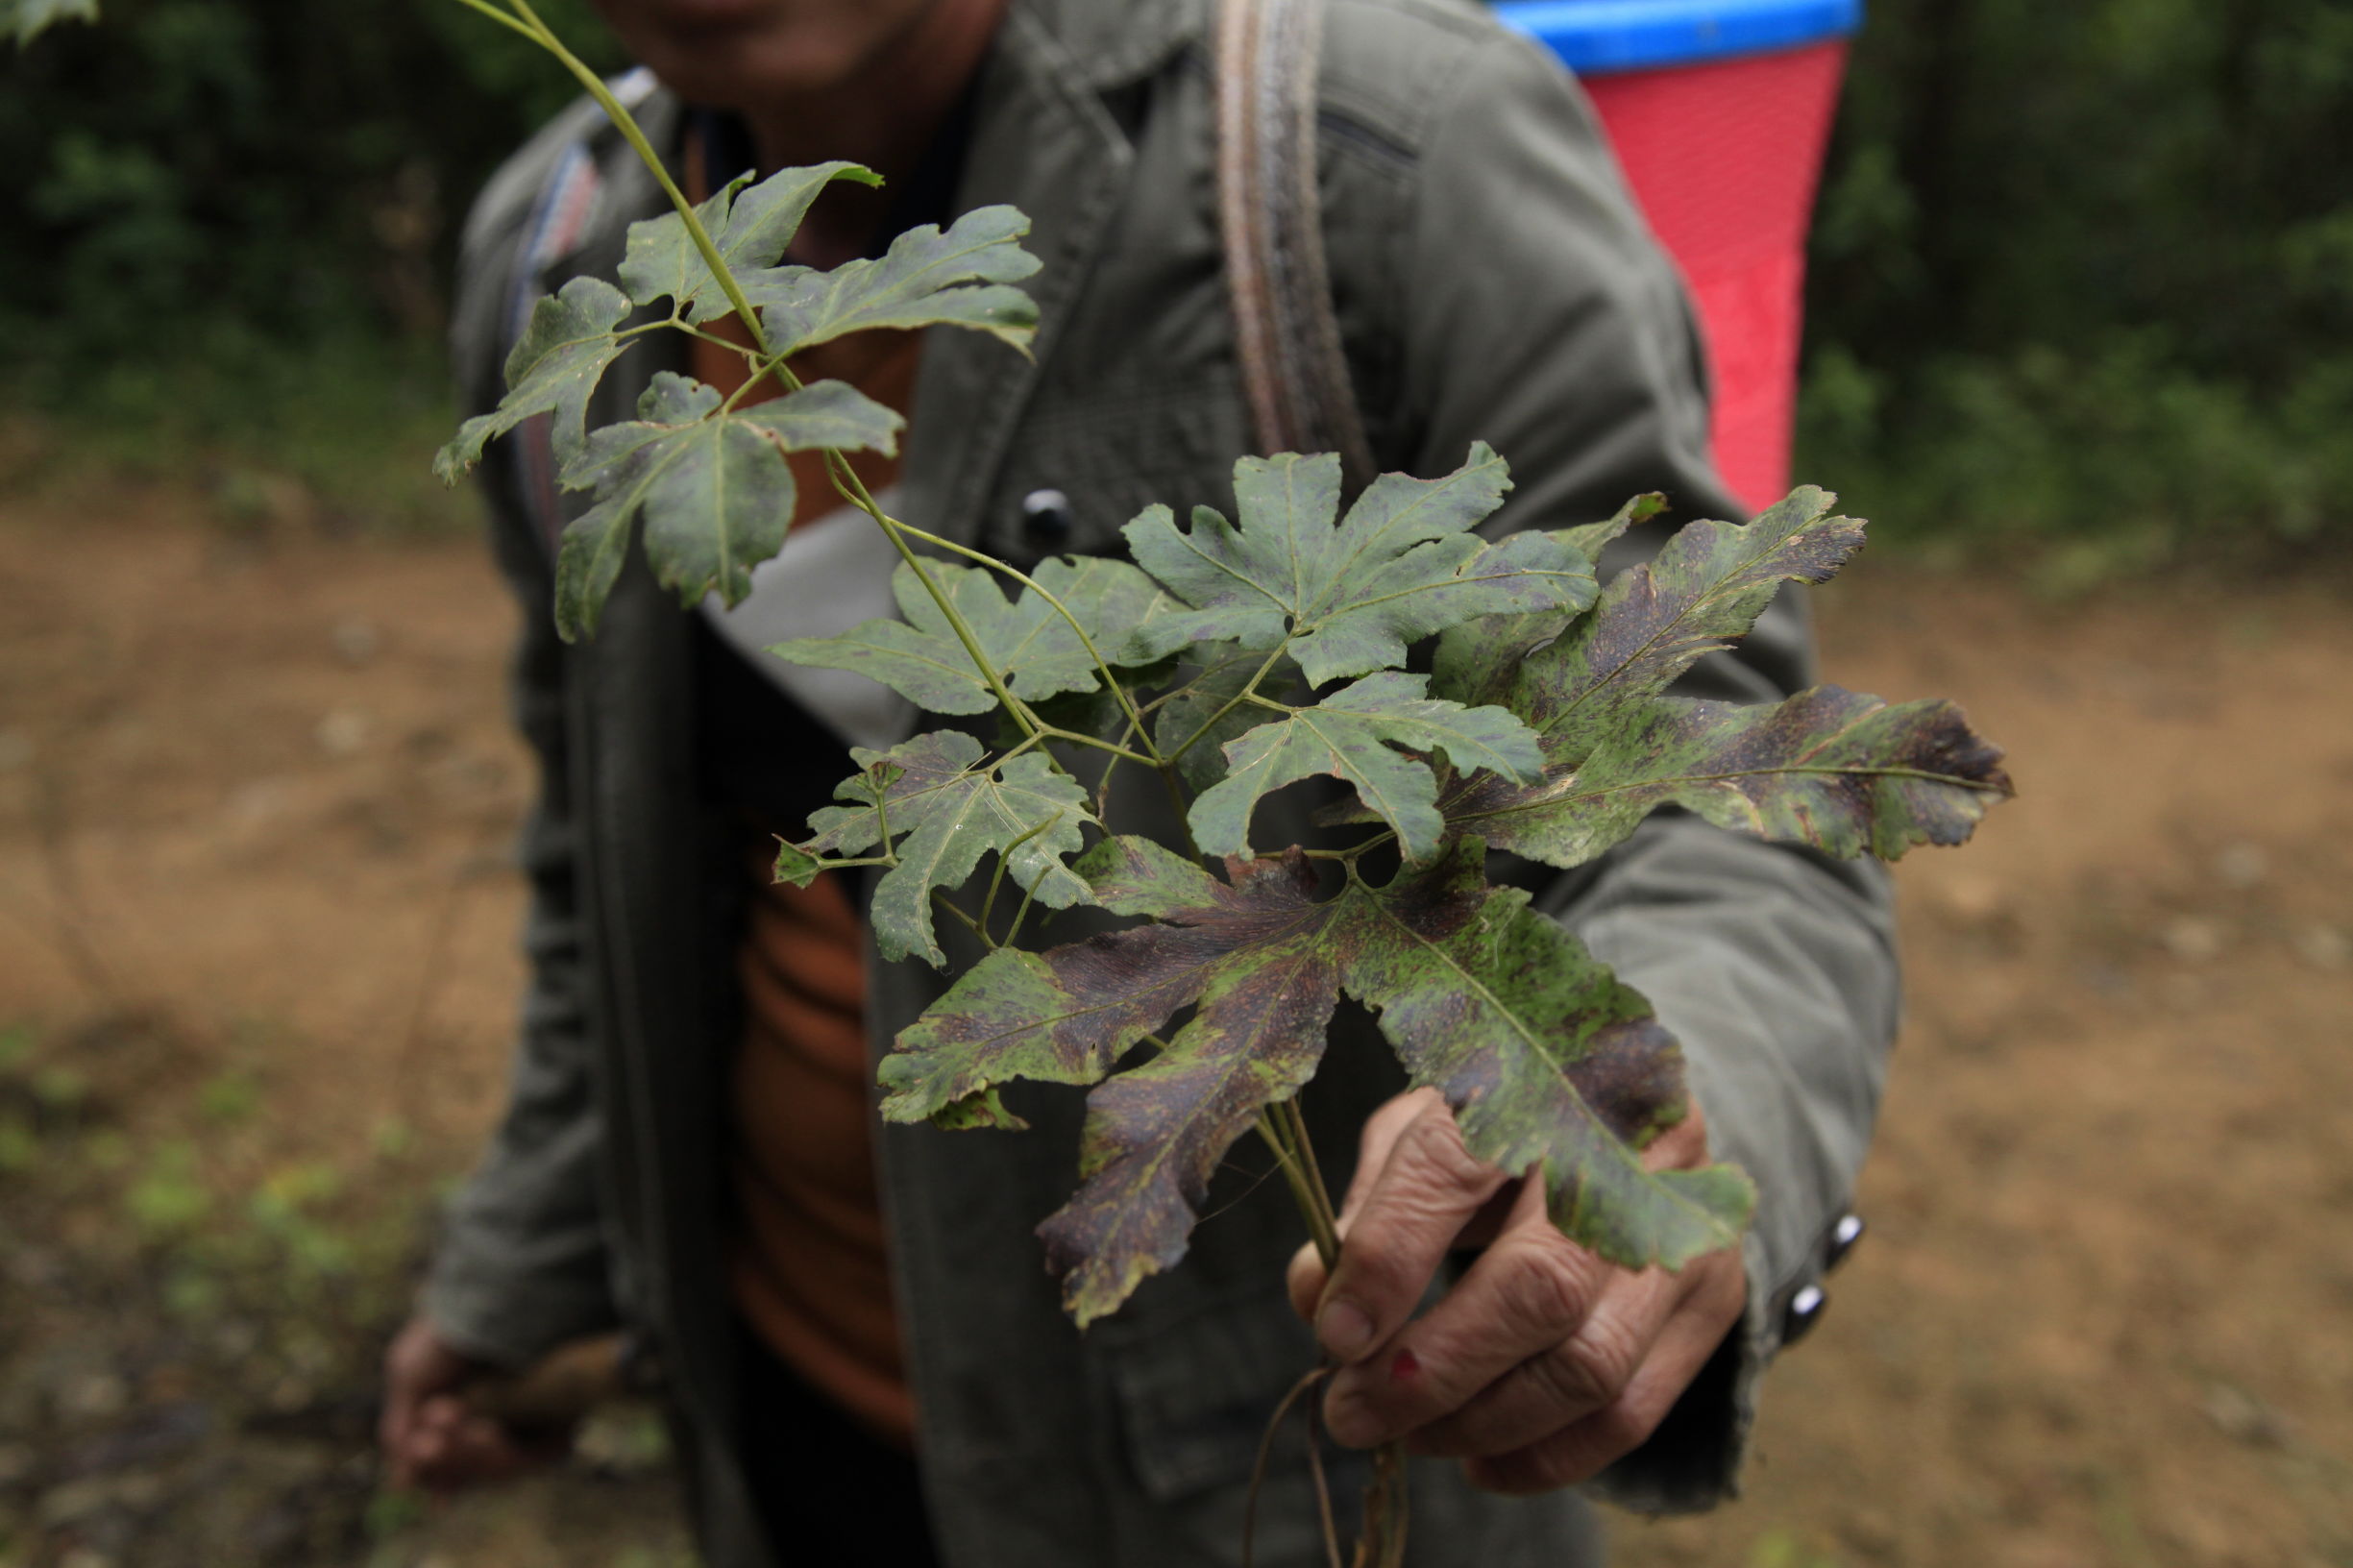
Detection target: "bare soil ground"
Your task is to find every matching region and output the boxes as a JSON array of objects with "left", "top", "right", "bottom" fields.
[{"left": 1, "top": 482, "right": 2348, "bottom": 1568}]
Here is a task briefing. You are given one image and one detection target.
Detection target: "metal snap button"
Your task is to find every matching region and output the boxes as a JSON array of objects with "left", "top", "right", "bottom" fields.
[
  {"left": 1783, "top": 1284, "right": 1827, "bottom": 1345},
  {"left": 1826, "top": 1213, "right": 1865, "bottom": 1271},
  {"left": 1020, "top": 488, "right": 1074, "bottom": 543}
]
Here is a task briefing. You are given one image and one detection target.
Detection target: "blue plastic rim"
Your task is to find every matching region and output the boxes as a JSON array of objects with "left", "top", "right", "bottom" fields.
[{"left": 1494, "top": 0, "right": 1862, "bottom": 74}]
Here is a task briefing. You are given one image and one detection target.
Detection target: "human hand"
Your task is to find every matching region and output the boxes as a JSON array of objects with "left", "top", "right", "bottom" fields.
[
  {"left": 1285, "top": 1088, "right": 1745, "bottom": 1494},
  {"left": 380, "top": 1316, "right": 573, "bottom": 1493}
]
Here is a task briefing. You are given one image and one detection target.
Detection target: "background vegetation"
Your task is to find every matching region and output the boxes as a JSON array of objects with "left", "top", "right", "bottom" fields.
[
  {"left": 3, "top": 0, "right": 2348, "bottom": 563},
  {"left": 1803, "top": 0, "right": 2353, "bottom": 571}
]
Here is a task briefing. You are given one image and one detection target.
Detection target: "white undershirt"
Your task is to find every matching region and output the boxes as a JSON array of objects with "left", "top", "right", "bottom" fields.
[{"left": 697, "top": 487, "right": 914, "bottom": 753}]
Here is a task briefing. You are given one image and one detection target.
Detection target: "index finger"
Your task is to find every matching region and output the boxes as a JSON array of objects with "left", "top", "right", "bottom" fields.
[{"left": 1313, "top": 1094, "right": 1510, "bottom": 1363}]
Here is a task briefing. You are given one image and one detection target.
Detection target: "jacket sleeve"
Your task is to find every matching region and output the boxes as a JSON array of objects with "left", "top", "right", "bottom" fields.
[
  {"left": 1374, "top": 23, "right": 1902, "bottom": 1512},
  {"left": 419, "top": 139, "right": 625, "bottom": 1369}
]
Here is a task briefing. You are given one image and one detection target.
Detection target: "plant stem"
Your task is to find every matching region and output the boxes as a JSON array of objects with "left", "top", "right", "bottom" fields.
[
  {"left": 485, "top": 0, "right": 1056, "bottom": 766},
  {"left": 866, "top": 513, "right": 1163, "bottom": 759},
  {"left": 500, "top": 0, "right": 773, "bottom": 355},
  {"left": 1257, "top": 1107, "right": 1340, "bottom": 1271},
  {"left": 1166, "top": 640, "right": 1293, "bottom": 763},
  {"left": 1280, "top": 1097, "right": 1342, "bottom": 1250}
]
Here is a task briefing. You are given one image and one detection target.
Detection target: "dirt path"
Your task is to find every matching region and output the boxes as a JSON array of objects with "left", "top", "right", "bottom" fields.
[{"left": 1, "top": 489, "right": 2347, "bottom": 1567}]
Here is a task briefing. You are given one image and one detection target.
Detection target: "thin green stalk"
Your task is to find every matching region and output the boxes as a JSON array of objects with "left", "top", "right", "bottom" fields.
[
  {"left": 502, "top": 0, "right": 772, "bottom": 354},
  {"left": 1257, "top": 1109, "right": 1340, "bottom": 1271},
  {"left": 1167, "top": 640, "right": 1293, "bottom": 764},
  {"left": 490, "top": 0, "right": 1049, "bottom": 760},
  {"left": 1280, "top": 1098, "right": 1341, "bottom": 1252},
  {"left": 931, "top": 890, "right": 994, "bottom": 949},
  {"left": 1003, "top": 878, "right": 1043, "bottom": 947},
  {"left": 1037, "top": 725, "right": 1155, "bottom": 766},
  {"left": 446, "top": 0, "right": 541, "bottom": 45},
  {"left": 979, "top": 811, "right": 1063, "bottom": 937},
  {"left": 866, "top": 513, "right": 1163, "bottom": 761}
]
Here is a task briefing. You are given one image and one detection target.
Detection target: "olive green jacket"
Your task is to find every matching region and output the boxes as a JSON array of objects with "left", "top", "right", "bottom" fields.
[{"left": 427, "top": 1, "right": 1900, "bottom": 1563}]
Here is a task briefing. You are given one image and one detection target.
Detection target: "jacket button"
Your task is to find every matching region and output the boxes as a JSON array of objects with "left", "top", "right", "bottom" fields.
[
  {"left": 1021, "top": 488, "right": 1074, "bottom": 544},
  {"left": 1783, "top": 1284, "right": 1827, "bottom": 1345},
  {"left": 1826, "top": 1213, "right": 1865, "bottom": 1271}
]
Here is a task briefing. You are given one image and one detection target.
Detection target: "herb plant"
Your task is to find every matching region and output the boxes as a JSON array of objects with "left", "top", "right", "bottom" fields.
[{"left": 406, "top": 3, "right": 2012, "bottom": 1562}]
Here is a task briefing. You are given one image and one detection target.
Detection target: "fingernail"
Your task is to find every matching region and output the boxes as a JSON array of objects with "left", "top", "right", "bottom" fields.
[{"left": 1319, "top": 1299, "right": 1374, "bottom": 1360}]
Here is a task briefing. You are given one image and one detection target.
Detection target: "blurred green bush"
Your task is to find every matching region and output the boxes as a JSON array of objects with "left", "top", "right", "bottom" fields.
[
  {"left": 2, "top": 0, "right": 2346, "bottom": 563},
  {"left": 0, "top": 0, "right": 621, "bottom": 497},
  {"left": 1802, "top": 0, "right": 2353, "bottom": 565}
]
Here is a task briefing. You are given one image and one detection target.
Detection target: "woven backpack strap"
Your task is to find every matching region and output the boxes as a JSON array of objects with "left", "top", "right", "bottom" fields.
[{"left": 1215, "top": 0, "right": 1377, "bottom": 492}]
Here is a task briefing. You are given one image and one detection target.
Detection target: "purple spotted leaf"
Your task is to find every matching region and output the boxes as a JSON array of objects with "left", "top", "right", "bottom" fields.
[
  {"left": 1432, "top": 492, "right": 1667, "bottom": 711},
  {"left": 893, "top": 834, "right": 1748, "bottom": 1323},
  {"left": 879, "top": 841, "right": 1336, "bottom": 1124},
  {"left": 1336, "top": 843, "right": 1753, "bottom": 1270},
  {"left": 1442, "top": 686, "right": 2013, "bottom": 870},
  {"left": 1507, "top": 486, "right": 1865, "bottom": 758}
]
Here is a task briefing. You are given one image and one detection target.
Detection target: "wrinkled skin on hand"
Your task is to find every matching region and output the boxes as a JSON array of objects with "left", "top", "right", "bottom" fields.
[{"left": 1287, "top": 1089, "right": 1747, "bottom": 1494}]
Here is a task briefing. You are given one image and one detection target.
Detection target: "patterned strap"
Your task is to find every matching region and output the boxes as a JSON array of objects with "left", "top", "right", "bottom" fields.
[
  {"left": 1214, "top": 0, "right": 1375, "bottom": 492},
  {"left": 502, "top": 68, "right": 658, "bottom": 555}
]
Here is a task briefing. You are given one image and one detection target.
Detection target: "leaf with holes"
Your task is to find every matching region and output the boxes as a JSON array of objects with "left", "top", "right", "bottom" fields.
[
  {"left": 745, "top": 205, "right": 1042, "bottom": 355},
  {"left": 772, "top": 554, "right": 1164, "bottom": 715},
  {"left": 1120, "top": 446, "right": 1592, "bottom": 685},
  {"left": 436, "top": 276, "right": 635, "bottom": 482},
  {"left": 1441, "top": 685, "right": 2014, "bottom": 869},
  {"left": 1189, "top": 672, "right": 1539, "bottom": 861},
  {"left": 618, "top": 161, "right": 878, "bottom": 323},
  {"left": 551, "top": 372, "right": 900, "bottom": 639},
  {"left": 792, "top": 729, "right": 1097, "bottom": 968}
]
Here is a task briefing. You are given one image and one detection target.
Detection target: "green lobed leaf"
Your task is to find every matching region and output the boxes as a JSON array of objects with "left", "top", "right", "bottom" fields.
[
  {"left": 618, "top": 161, "right": 879, "bottom": 324},
  {"left": 1189, "top": 672, "right": 1541, "bottom": 862},
  {"left": 745, "top": 205, "right": 1042, "bottom": 355},
  {"left": 1121, "top": 447, "right": 1593, "bottom": 685},
  {"left": 772, "top": 554, "right": 1164, "bottom": 716},
  {"left": 1443, "top": 685, "right": 2014, "bottom": 869},
  {"left": 1510, "top": 486, "right": 1864, "bottom": 758},
  {"left": 6, "top": 0, "right": 95, "bottom": 46},
  {"left": 551, "top": 372, "right": 901, "bottom": 640},
  {"left": 797, "top": 729, "right": 1097, "bottom": 968},
  {"left": 436, "top": 276, "right": 634, "bottom": 482},
  {"left": 1337, "top": 843, "right": 1754, "bottom": 1272}
]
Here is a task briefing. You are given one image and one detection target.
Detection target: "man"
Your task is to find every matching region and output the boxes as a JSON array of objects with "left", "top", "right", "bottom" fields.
[{"left": 380, "top": 0, "right": 1900, "bottom": 1563}]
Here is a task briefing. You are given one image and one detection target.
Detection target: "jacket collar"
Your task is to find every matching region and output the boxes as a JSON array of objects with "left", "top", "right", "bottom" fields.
[{"left": 1020, "top": 0, "right": 1197, "bottom": 88}]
